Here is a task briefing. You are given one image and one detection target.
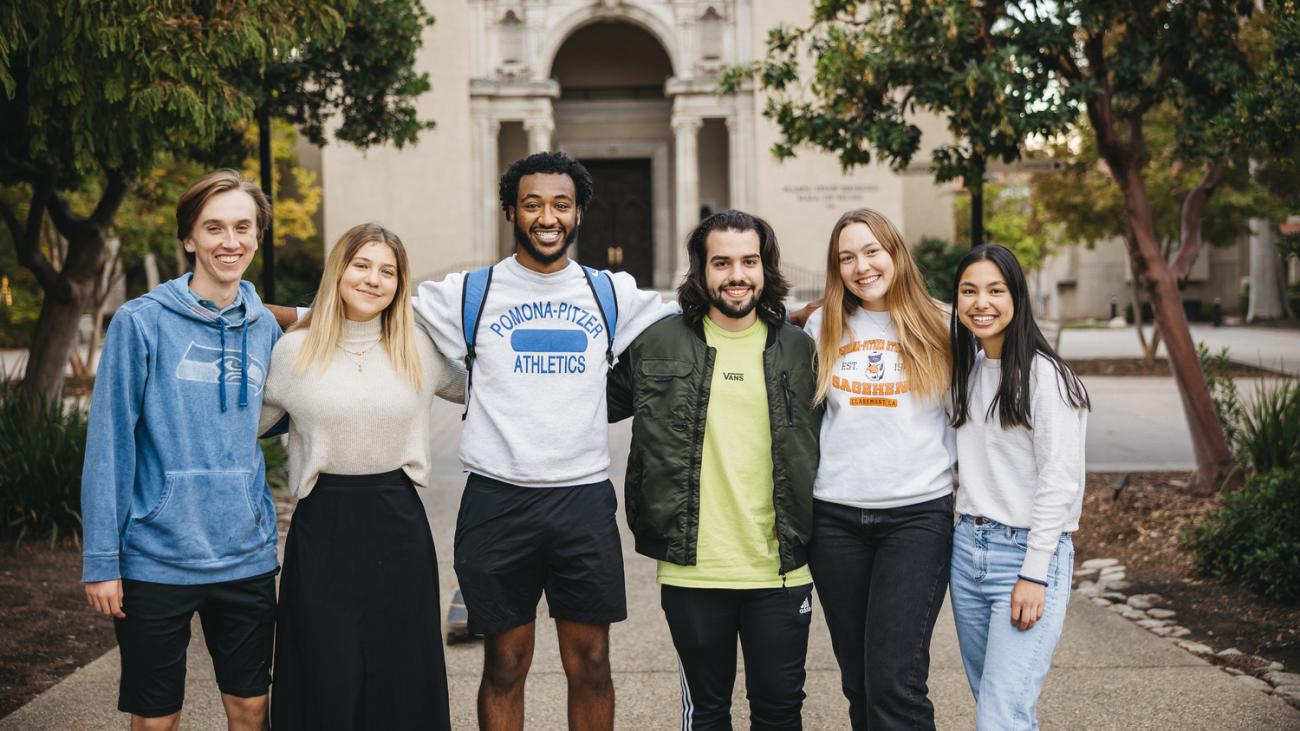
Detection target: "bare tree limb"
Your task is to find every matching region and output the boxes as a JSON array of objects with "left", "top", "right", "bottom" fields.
[
  {"left": 90, "top": 171, "right": 129, "bottom": 228},
  {"left": 1169, "top": 158, "right": 1228, "bottom": 280}
]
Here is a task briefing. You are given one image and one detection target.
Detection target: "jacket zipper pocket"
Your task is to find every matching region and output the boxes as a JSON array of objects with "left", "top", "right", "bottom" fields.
[{"left": 780, "top": 370, "right": 794, "bottom": 426}]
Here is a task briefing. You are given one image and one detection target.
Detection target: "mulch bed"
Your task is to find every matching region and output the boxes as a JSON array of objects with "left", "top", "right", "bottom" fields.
[
  {"left": 1074, "top": 471, "right": 1300, "bottom": 669},
  {"left": 0, "top": 540, "right": 116, "bottom": 719},
  {"left": 1068, "top": 358, "right": 1281, "bottom": 378}
]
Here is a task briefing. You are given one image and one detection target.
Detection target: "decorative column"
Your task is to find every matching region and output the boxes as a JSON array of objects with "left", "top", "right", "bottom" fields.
[
  {"left": 524, "top": 115, "right": 554, "bottom": 154},
  {"left": 672, "top": 114, "right": 703, "bottom": 278},
  {"left": 477, "top": 116, "right": 502, "bottom": 263},
  {"left": 725, "top": 106, "right": 754, "bottom": 212}
]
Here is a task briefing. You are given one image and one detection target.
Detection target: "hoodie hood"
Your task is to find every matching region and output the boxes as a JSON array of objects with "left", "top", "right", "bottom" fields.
[{"left": 144, "top": 277, "right": 267, "bottom": 412}]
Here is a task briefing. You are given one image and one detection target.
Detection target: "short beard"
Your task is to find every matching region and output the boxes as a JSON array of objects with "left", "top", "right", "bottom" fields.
[
  {"left": 708, "top": 281, "right": 761, "bottom": 320},
  {"left": 513, "top": 218, "right": 579, "bottom": 266}
]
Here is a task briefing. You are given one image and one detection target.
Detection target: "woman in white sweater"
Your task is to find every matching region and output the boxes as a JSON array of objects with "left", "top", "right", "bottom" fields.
[
  {"left": 948, "top": 244, "right": 1089, "bottom": 730},
  {"left": 260, "top": 222, "right": 464, "bottom": 730},
  {"left": 804, "top": 209, "right": 956, "bottom": 730}
]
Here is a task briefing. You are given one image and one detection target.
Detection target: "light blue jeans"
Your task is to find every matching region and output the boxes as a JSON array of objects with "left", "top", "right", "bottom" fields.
[{"left": 949, "top": 515, "right": 1073, "bottom": 730}]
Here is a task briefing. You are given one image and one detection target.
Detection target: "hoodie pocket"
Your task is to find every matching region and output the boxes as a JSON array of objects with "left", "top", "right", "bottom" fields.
[{"left": 125, "top": 470, "right": 267, "bottom": 565}]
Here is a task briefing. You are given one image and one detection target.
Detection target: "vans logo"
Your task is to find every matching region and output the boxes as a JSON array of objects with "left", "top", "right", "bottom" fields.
[
  {"left": 799, "top": 596, "right": 812, "bottom": 615},
  {"left": 723, "top": 372, "right": 744, "bottom": 382}
]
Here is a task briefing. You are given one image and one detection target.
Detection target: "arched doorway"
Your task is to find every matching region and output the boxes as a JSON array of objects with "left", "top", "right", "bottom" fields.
[{"left": 550, "top": 22, "right": 674, "bottom": 288}]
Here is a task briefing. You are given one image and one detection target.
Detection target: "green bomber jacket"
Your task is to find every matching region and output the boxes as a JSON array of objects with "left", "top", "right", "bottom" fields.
[{"left": 607, "top": 314, "right": 822, "bottom": 575}]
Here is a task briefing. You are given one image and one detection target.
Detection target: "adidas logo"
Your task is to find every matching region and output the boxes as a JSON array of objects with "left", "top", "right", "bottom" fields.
[{"left": 798, "top": 596, "right": 812, "bottom": 615}]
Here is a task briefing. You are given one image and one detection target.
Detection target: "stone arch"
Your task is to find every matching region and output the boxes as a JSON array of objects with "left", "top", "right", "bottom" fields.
[{"left": 537, "top": 3, "right": 679, "bottom": 82}]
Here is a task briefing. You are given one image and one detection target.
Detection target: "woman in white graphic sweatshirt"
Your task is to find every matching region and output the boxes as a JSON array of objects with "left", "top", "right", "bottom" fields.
[{"left": 803, "top": 208, "right": 955, "bottom": 730}]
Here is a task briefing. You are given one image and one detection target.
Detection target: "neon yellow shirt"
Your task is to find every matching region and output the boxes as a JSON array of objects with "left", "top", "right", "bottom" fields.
[{"left": 658, "top": 317, "right": 813, "bottom": 589}]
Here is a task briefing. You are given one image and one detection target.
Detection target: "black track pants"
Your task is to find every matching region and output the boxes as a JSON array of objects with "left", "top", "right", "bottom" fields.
[{"left": 660, "top": 583, "right": 814, "bottom": 731}]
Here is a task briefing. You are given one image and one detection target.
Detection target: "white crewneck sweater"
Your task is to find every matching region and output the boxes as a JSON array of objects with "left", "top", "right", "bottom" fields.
[
  {"left": 805, "top": 307, "right": 956, "bottom": 509},
  {"left": 411, "top": 256, "right": 678, "bottom": 488},
  {"left": 259, "top": 316, "right": 465, "bottom": 499},
  {"left": 954, "top": 351, "right": 1088, "bottom": 581}
]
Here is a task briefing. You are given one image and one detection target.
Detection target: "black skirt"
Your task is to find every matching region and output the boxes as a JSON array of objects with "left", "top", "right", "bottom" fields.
[{"left": 271, "top": 470, "right": 451, "bottom": 731}]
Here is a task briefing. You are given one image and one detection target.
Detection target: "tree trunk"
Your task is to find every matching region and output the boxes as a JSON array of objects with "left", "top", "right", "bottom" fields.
[
  {"left": 20, "top": 227, "right": 110, "bottom": 405},
  {"left": 969, "top": 158, "right": 985, "bottom": 249},
  {"left": 1247, "top": 217, "right": 1288, "bottom": 321},
  {"left": 1120, "top": 168, "right": 1232, "bottom": 495}
]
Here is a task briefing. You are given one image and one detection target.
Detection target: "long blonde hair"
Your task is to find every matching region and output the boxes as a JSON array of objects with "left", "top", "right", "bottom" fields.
[
  {"left": 291, "top": 222, "right": 424, "bottom": 391},
  {"left": 814, "top": 209, "right": 950, "bottom": 404}
]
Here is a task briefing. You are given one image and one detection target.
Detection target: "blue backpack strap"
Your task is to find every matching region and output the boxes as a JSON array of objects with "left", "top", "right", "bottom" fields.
[
  {"left": 581, "top": 266, "right": 618, "bottom": 367},
  {"left": 460, "top": 265, "right": 494, "bottom": 419}
]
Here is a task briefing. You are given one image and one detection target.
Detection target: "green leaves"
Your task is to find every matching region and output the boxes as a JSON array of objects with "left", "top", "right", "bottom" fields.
[{"left": 738, "top": 0, "right": 1085, "bottom": 194}]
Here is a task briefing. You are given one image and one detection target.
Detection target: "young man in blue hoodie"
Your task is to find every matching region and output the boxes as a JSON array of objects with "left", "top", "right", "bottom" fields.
[{"left": 81, "top": 169, "right": 282, "bottom": 731}]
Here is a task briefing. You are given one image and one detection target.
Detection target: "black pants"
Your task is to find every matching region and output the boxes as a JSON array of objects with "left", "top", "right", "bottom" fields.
[
  {"left": 808, "top": 495, "right": 953, "bottom": 731},
  {"left": 271, "top": 471, "right": 451, "bottom": 731},
  {"left": 661, "top": 583, "right": 814, "bottom": 731}
]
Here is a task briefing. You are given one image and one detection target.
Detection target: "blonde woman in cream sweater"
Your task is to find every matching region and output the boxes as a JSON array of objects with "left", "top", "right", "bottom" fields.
[{"left": 259, "top": 222, "right": 464, "bottom": 731}]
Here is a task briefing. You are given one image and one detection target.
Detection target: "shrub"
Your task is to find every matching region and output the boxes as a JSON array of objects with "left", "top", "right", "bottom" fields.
[
  {"left": 914, "top": 237, "right": 966, "bottom": 302},
  {"left": 1187, "top": 468, "right": 1300, "bottom": 603},
  {"left": 1237, "top": 378, "right": 1300, "bottom": 475},
  {"left": 1197, "top": 342, "right": 1243, "bottom": 456},
  {"left": 0, "top": 381, "right": 87, "bottom": 544}
]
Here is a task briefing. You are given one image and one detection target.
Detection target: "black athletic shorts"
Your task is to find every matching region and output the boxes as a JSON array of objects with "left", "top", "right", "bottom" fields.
[
  {"left": 453, "top": 473, "right": 627, "bottom": 635},
  {"left": 114, "top": 570, "right": 277, "bottom": 717}
]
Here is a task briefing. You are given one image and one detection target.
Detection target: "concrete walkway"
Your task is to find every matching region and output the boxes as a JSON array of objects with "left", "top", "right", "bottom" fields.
[
  {"left": 5, "top": 401, "right": 1299, "bottom": 729},
  {"left": 1057, "top": 324, "right": 1300, "bottom": 376}
]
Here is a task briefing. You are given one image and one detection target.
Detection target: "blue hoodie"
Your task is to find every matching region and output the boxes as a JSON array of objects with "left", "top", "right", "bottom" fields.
[{"left": 81, "top": 276, "right": 281, "bottom": 585}]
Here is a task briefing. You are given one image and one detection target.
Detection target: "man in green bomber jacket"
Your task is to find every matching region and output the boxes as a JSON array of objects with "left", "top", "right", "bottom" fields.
[{"left": 608, "top": 209, "right": 821, "bottom": 730}]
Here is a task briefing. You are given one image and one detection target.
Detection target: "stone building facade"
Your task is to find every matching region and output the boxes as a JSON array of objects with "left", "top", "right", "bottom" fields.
[{"left": 315, "top": 0, "right": 957, "bottom": 291}]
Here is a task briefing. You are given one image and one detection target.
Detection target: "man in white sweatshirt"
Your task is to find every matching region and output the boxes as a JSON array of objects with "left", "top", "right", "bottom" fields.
[{"left": 411, "top": 152, "right": 676, "bottom": 731}]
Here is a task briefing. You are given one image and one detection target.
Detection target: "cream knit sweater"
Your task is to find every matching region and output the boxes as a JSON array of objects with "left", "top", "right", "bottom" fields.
[{"left": 260, "top": 316, "right": 465, "bottom": 499}]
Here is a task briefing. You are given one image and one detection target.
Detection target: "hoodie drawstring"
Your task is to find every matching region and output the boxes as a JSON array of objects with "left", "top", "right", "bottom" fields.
[
  {"left": 218, "top": 319, "right": 228, "bottom": 413},
  {"left": 239, "top": 322, "right": 249, "bottom": 407}
]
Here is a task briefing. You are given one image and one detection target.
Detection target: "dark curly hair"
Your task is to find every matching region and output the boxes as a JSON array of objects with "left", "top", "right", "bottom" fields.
[
  {"left": 677, "top": 209, "right": 789, "bottom": 329},
  {"left": 498, "top": 152, "right": 595, "bottom": 216}
]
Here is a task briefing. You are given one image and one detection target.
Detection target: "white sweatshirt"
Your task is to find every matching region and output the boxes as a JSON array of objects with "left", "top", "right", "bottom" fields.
[
  {"left": 805, "top": 307, "right": 956, "bottom": 509},
  {"left": 259, "top": 316, "right": 466, "bottom": 499},
  {"left": 412, "top": 255, "right": 677, "bottom": 487},
  {"left": 954, "top": 351, "right": 1088, "bottom": 581}
]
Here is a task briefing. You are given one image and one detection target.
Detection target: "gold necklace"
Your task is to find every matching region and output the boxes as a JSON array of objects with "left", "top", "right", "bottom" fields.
[{"left": 336, "top": 339, "right": 381, "bottom": 371}]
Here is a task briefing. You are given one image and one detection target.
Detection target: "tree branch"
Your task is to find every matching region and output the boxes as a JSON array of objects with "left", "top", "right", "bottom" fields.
[
  {"left": 90, "top": 171, "right": 129, "bottom": 228},
  {"left": 1131, "top": 55, "right": 1176, "bottom": 119},
  {"left": 8, "top": 173, "right": 59, "bottom": 291},
  {"left": 1169, "top": 158, "right": 1228, "bottom": 280}
]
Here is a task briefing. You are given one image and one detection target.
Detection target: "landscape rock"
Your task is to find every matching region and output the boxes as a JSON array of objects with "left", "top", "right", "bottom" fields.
[
  {"left": 1166, "top": 627, "right": 1191, "bottom": 638},
  {"left": 1102, "top": 592, "right": 1129, "bottom": 602},
  {"left": 1081, "top": 558, "right": 1119, "bottom": 570},
  {"left": 1274, "top": 686, "right": 1300, "bottom": 708},
  {"left": 1122, "top": 609, "right": 1149, "bottom": 620},
  {"left": 1176, "top": 641, "right": 1214, "bottom": 656},
  {"left": 1263, "top": 671, "right": 1300, "bottom": 687},
  {"left": 1235, "top": 675, "right": 1272, "bottom": 692},
  {"left": 1137, "top": 618, "right": 1171, "bottom": 629},
  {"left": 1126, "top": 593, "right": 1162, "bottom": 610},
  {"left": 1076, "top": 581, "right": 1100, "bottom": 597},
  {"left": 1147, "top": 608, "right": 1177, "bottom": 619},
  {"left": 1225, "top": 668, "right": 1245, "bottom": 676},
  {"left": 1090, "top": 597, "right": 1111, "bottom": 608},
  {"left": 1151, "top": 626, "right": 1177, "bottom": 637},
  {"left": 1218, "top": 648, "right": 1244, "bottom": 658}
]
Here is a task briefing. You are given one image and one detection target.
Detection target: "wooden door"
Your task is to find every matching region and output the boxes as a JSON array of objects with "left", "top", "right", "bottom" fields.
[{"left": 578, "top": 159, "right": 654, "bottom": 286}]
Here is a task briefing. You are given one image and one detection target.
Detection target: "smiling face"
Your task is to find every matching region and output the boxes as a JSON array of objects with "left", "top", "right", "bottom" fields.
[
  {"left": 704, "top": 228, "right": 764, "bottom": 330},
  {"left": 509, "top": 172, "right": 581, "bottom": 273},
  {"left": 837, "top": 222, "right": 895, "bottom": 312},
  {"left": 183, "top": 189, "right": 259, "bottom": 301},
  {"left": 957, "top": 259, "right": 1015, "bottom": 358},
  {"left": 339, "top": 241, "right": 399, "bottom": 322}
]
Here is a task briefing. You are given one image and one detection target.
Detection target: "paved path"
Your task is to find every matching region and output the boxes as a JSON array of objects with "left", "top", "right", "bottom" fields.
[
  {"left": 1057, "top": 325, "right": 1300, "bottom": 376},
  {"left": 5, "top": 400, "right": 1300, "bottom": 729}
]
